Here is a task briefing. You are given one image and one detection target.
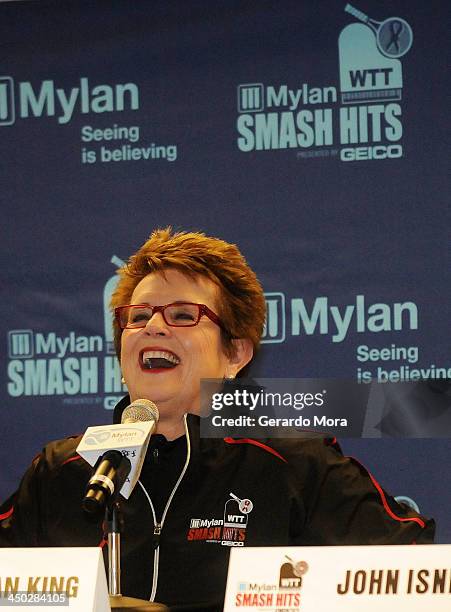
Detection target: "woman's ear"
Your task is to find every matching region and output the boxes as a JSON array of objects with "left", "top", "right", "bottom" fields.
[{"left": 226, "top": 338, "right": 254, "bottom": 377}]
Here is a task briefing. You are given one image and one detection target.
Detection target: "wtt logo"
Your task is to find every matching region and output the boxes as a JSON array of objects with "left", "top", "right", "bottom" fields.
[
  {"left": 339, "top": 3, "right": 413, "bottom": 104},
  {"left": 0, "top": 76, "right": 139, "bottom": 126},
  {"left": 279, "top": 556, "right": 308, "bottom": 589}
]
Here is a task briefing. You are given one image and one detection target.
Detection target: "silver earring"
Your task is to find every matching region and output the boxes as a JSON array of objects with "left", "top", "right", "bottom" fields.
[{"left": 121, "top": 376, "right": 125, "bottom": 384}]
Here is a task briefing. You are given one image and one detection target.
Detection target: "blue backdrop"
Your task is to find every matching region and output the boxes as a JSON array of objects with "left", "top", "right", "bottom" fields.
[{"left": 1, "top": 0, "right": 450, "bottom": 541}]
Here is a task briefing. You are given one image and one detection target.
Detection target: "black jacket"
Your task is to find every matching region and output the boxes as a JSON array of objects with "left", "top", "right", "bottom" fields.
[{"left": 0, "top": 398, "right": 435, "bottom": 610}]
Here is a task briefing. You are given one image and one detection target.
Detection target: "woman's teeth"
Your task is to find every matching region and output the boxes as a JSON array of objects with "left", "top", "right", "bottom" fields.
[{"left": 141, "top": 350, "right": 180, "bottom": 369}]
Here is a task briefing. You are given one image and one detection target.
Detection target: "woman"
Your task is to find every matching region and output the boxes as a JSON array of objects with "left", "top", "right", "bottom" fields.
[{"left": 0, "top": 228, "right": 435, "bottom": 610}]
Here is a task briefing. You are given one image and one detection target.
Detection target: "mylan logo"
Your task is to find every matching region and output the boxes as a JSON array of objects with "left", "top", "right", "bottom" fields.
[
  {"left": 262, "top": 292, "right": 285, "bottom": 344},
  {"left": 0, "top": 77, "right": 15, "bottom": 125},
  {"left": 238, "top": 84, "right": 264, "bottom": 113},
  {"left": 8, "top": 330, "right": 34, "bottom": 359},
  {"left": 0, "top": 75, "right": 139, "bottom": 126}
]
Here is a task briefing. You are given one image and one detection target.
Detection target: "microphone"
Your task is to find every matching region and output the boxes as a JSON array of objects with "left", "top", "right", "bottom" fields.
[
  {"left": 121, "top": 398, "right": 159, "bottom": 424},
  {"left": 80, "top": 399, "right": 159, "bottom": 515},
  {"left": 82, "top": 450, "right": 131, "bottom": 515}
]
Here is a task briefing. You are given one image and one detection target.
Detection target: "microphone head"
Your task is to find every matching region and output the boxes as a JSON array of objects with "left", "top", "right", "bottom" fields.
[{"left": 121, "top": 399, "right": 159, "bottom": 424}]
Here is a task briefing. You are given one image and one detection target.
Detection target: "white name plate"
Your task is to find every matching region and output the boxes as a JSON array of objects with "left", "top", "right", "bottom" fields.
[
  {"left": 224, "top": 545, "right": 451, "bottom": 611},
  {"left": 0, "top": 548, "right": 110, "bottom": 611}
]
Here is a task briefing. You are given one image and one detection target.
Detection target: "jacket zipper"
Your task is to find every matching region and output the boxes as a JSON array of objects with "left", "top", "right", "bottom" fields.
[{"left": 138, "top": 414, "right": 191, "bottom": 602}]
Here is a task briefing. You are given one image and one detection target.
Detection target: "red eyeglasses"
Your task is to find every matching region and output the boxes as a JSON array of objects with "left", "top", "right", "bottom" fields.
[{"left": 115, "top": 302, "right": 227, "bottom": 332}]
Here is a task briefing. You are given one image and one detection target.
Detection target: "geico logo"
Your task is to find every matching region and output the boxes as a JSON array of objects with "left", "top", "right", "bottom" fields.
[
  {"left": 221, "top": 541, "right": 244, "bottom": 547},
  {"left": 340, "top": 145, "right": 402, "bottom": 161}
]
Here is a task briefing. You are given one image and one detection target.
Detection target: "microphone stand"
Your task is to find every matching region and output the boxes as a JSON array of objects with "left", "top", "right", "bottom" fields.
[{"left": 106, "top": 500, "right": 168, "bottom": 611}]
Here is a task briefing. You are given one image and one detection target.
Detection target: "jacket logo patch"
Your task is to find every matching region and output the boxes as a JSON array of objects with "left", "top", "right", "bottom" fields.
[{"left": 186, "top": 492, "right": 253, "bottom": 546}]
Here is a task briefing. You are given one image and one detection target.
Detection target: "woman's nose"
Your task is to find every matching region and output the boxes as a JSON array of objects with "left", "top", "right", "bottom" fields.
[{"left": 144, "top": 311, "right": 170, "bottom": 336}]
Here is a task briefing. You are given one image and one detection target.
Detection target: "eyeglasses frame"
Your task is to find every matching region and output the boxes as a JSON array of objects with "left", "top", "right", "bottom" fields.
[{"left": 114, "top": 301, "right": 228, "bottom": 333}]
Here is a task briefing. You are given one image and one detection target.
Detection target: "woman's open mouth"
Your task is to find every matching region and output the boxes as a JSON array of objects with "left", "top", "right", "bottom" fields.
[{"left": 139, "top": 349, "right": 181, "bottom": 371}]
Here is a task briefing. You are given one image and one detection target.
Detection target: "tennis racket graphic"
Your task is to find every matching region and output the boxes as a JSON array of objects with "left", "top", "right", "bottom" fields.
[
  {"left": 345, "top": 4, "right": 413, "bottom": 58},
  {"left": 229, "top": 492, "right": 253, "bottom": 514},
  {"left": 285, "top": 556, "right": 309, "bottom": 577}
]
